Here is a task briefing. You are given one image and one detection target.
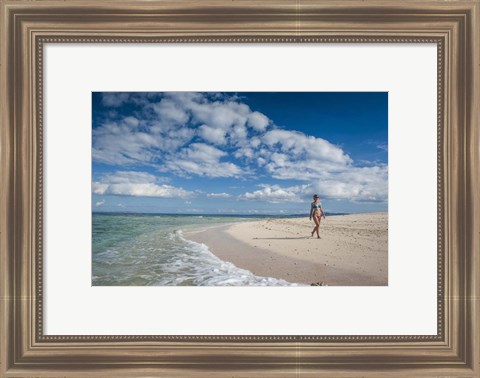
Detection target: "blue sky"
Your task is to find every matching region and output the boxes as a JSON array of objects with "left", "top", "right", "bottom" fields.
[{"left": 92, "top": 92, "right": 388, "bottom": 214}]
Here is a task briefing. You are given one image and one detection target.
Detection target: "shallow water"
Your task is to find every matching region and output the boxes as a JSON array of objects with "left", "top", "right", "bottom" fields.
[{"left": 92, "top": 213, "right": 301, "bottom": 286}]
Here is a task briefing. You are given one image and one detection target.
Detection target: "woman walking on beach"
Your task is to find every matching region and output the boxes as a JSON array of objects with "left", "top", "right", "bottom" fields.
[{"left": 309, "top": 194, "right": 325, "bottom": 238}]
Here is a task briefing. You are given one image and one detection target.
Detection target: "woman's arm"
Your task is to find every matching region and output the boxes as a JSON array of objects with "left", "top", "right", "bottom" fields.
[{"left": 309, "top": 203, "right": 314, "bottom": 220}]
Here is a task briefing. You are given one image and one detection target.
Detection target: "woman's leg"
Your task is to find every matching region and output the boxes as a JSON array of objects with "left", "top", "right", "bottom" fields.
[
  {"left": 312, "top": 216, "right": 320, "bottom": 237},
  {"left": 316, "top": 216, "right": 321, "bottom": 238}
]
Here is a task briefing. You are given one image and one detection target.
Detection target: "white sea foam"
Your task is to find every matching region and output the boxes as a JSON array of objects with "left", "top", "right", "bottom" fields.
[{"left": 153, "top": 230, "right": 302, "bottom": 286}]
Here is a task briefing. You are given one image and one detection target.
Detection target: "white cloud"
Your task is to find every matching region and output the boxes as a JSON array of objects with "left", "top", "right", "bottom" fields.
[
  {"left": 207, "top": 192, "right": 232, "bottom": 198},
  {"left": 249, "top": 129, "right": 388, "bottom": 203},
  {"left": 230, "top": 124, "right": 248, "bottom": 144},
  {"left": 234, "top": 147, "right": 255, "bottom": 160},
  {"left": 180, "top": 143, "right": 224, "bottom": 163},
  {"left": 101, "top": 93, "right": 130, "bottom": 107},
  {"left": 152, "top": 98, "right": 189, "bottom": 124},
  {"left": 240, "top": 185, "right": 303, "bottom": 203},
  {"left": 93, "top": 93, "right": 272, "bottom": 174},
  {"left": 198, "top": 125, "right": 227, "bottom": 145},
  {"left": 164, "top": 92, "right": 272, "bottom": 141},
  {"left": 310, "top": 165, "right": 388, "bottom": 203},
  {"left": 238, "top": 167, "right": 388, "bottom": 205},
  {"left": 93, "top": 120, "right": 159, "bottom": 165},
  {"left": 92, "top": 116, "right": 195, "bottom": 166},
  {"left": 92, "top": 171, "right": 193, "bottom": 198},
  {"left": 287, "top": 165, "right": 388, "bottom": 203},
  {"left": 262, "top": 129, "right": 351, "bottom": 166},
  {"left": 123, "top": 116, "right": 139, "bottom": 128},
  {"left": 188, "top": 99, "right": 251, "bottom": 130},
  {"left": 250, "top": 137, "right": 261, "bottom": 148},
  {"left": 164, "top": 143, "right": 243, "bottom": 178},
  {"left": 94, "top": 171, "right": 151, "bottom": 185},
  {"left": 95, "top": 199, "right": 106, "bottom": 207},
  {"left": 377, "top": 143, "right": 388, "bottom": 152},
  {"left": 247, "top": 111, "right": 270, "bottom": 131}
]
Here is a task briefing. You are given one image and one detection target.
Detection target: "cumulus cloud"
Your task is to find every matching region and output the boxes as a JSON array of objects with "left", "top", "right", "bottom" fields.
[
  {"left": 92, "top": 114, "right": 196, "bottom": 166},
  {"left": 198, "top": 125, "right": 227, "bottom": 145},
  {"left": 247, "top": 111, "right": 270, "bottom": 131},
  {"left": 207, "top": 192, "right": 232, "bottom": 198},
  {"left": 186, "top": 97, "right": 251, "bottom": 131},
  {"left": 92, "top": 171, "right": 193, "bottom": 198},
  {"left": 101, "top": 93, "right": 130, "bottom": 107},
  {"left": 240, "top": 185, "right": 303, "bottom": 203},
  {"left": 93, "top": 92, "right": 272, "bottom": 175},
  {"left": 163, "top": 143, "right": 243, "bottom": 178},
  {"left": 151, "top": 98, "right": 190, "bottom": 124},
  {"left": 247, "top": 129, "right": 388, "bottom": 203},
  {"left": 95, "top": 199, "right": 106, "bottom": 207},
  {"left": 239, "top": 166, "right": 388, "bottom": 204},
  {"left": 93, "top": 119, "right": 160, "bottom": 165},
  {"left": 309, "top": 165, "right": 388, "bottom": 203},
  {"left": 262, "top": 129, "right": 351, "bottom": 166}
]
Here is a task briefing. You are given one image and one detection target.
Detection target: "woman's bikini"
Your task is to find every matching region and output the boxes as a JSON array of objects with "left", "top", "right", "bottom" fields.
[{"left": 311, "top": 201, "right": 322, "bottom": 238}]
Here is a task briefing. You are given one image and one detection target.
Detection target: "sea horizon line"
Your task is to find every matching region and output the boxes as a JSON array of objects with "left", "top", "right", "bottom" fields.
[{"left": 91, "top": 210, "right": 388, "bottom": 217}]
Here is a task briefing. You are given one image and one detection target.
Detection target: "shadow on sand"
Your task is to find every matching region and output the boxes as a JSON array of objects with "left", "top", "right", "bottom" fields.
[{"left": 252, "top": 236, "right": 312, "bottom": 240}]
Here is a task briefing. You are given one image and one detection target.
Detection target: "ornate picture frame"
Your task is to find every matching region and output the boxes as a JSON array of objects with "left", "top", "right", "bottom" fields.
[{"left": 1, "top": 0, "right": 478, "bottom": 376}]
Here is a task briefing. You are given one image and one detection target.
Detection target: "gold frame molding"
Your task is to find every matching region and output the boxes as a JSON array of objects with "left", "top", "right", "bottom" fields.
[{"left": 1, "top": 1, "right": 479, "bottom": 377}]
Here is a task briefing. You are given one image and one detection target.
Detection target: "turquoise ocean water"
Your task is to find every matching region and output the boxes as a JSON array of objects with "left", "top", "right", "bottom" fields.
[{"left": 92, "top": 213, "right": 301, "bottom": 286}]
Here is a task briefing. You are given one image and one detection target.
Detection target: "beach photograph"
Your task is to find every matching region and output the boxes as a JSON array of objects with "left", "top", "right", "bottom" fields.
[{"left": 92, "top": 92, "right": 388, "bottom": 286}]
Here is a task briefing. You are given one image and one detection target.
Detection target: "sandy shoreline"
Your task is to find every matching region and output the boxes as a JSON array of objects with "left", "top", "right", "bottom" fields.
[{"left": 184, "top": 212, "right": 388, "bottom": 286}]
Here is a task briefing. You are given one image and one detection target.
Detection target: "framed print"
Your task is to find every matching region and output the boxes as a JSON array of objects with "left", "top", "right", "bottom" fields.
[
  {"left": 45, "top": 45, "right": 437, "bottom": 337},
  {"left": 1, "top": 0, "right": 479, "bottom": 377}
]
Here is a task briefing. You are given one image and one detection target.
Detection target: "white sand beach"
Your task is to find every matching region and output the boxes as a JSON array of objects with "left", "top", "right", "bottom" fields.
[{"left": 185, "top": 212, "right": 388, "bottom": 286}]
